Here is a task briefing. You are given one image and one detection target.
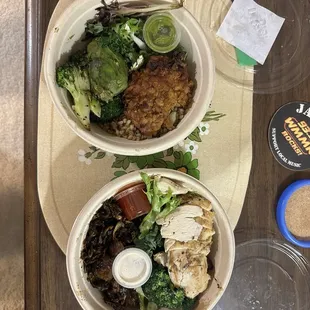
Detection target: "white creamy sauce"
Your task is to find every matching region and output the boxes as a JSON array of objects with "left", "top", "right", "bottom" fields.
[
  {"left": 112, "top": 248, "right": 152, "bottom": 288},
  {"left": 119, "top": 252, "right": 147, "bottom": 282}
]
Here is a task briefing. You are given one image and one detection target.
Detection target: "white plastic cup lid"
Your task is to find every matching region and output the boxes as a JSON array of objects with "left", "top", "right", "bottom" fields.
[{"left": 112, "top": 248, "right": 152, "bottom": 289}]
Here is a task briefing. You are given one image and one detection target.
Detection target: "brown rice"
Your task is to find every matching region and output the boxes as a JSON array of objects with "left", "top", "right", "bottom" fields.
[{"left": 101, "top": 106, "right": 189, "bottom": 141}]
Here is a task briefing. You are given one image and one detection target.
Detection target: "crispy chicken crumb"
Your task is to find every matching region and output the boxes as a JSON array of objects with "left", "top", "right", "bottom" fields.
[{"left": 123, "top": 53, "right": 194, "bottom": 136}]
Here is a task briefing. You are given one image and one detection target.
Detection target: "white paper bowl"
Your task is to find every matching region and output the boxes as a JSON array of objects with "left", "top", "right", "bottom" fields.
[
  {"left": 44, "top": 0, "right": 215, "bottom": 156},
  {"left": 66, "top": 169, "right": 235, "bottom": 310}
]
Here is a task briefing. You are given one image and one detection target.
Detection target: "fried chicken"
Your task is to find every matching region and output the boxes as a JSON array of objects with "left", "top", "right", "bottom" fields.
[{"left": 123, "top": 53, "right": 194, "bottom": 136}]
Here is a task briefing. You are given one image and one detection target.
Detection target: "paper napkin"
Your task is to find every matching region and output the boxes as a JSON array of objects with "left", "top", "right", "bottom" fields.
[{"left": 217, "top": 0, "right": 285, "bottom": 65}]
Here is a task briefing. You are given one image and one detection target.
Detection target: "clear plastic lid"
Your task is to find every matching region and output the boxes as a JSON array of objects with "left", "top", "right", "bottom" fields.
[
  {"left": 112, "top": 248, "right": 152, "bottom": 289},
  {"left": 143, "top": 13, "right": 181, "bottom": 53},
  {"left": 203, "top": 0, "right": 310, "bottom": 94},
  {"left": 214, "top": 230, "right": 310, "bottom": 310}
]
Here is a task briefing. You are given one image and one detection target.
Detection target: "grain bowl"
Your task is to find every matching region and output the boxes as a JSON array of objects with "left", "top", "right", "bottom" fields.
[
  {"left": 44, "top": 0, "right": 215, "bottom": 155},
  {"left": 66, "top": 169, "right": 235, "bottom": 310}
]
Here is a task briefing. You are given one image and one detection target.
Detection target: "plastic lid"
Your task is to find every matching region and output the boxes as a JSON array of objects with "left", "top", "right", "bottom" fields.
[
  {"left": 204, "top": 0, "right": 310, "bottom": 94},
  {"left": 143, "top": 13, "right": 181, "bottom": 53},
  {"left": 112, "top": 248, "right": 152, "bottom": 289},
  {"left": 214, "top": 231, "right": 310, "bottom": 310}
]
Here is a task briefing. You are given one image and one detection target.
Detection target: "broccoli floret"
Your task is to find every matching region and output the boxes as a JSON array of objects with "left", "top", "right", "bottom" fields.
[
  {"left": 182, "top": 297, "right": 197, "bottom": 310},
  {"left": 69, "top": 49, "right": 89, "bottom": 68},
  {"left": 143, "top": 265, "right": 185, "bottom": 309},
  {"left": 97, "top": 30, "right": 140, "bottom": 67},
  {"left": 100, "top": 96, "right": 124, "bottom": 122},
  {"left": 89, "top": 96, "right": 102, "bottom": 118},
  {"left": 56, "top": 51, "right": 91, "bottom": 130},
  {"left": 90, "top": 96, "right": 124, "bottom": 123}
]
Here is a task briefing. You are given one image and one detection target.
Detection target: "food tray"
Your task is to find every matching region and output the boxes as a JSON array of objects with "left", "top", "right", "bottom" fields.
[{"left": 38, "top": 0, "right": 253, "bottom": 253}]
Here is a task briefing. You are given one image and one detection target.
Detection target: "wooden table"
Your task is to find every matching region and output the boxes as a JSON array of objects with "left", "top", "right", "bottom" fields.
[{"left": 25, "top": 0, "right": 310, "bottom": 309}]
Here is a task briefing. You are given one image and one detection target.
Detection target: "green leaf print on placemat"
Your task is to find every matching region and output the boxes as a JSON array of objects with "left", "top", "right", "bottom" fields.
[
  {"left": 112, "top": 149, "right": 200, "bottom": 180},
  {"left": 77, "top": 110, "right": 225, "bottom": 180}
]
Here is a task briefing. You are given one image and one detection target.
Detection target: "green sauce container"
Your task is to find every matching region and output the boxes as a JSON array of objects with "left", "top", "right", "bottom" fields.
[{"left": 143, "top": 13, "right": 181, "bottom": 53}]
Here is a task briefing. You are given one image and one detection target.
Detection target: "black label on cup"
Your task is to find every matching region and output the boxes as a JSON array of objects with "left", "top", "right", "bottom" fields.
[{"left": 268, "top": 101, "right": 310, "bottom": 171}]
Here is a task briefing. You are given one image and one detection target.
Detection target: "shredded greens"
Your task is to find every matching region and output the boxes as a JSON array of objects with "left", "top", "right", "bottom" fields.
[
  {"left": 135, "top": 224, "right": 163, "bottom": 257},
  {"left": 104, "top": 0, "right": 184, "bottom": 16},
  {"left": 139, "top": 172, "right": 181, "bottom": 236},
  {"left": 87, "top": 0, "right": 184, "bottom": 27},
  {"left": 156, "top": 196, "right": 181, "bottom": 220},
  {"left": 114, "top": 18, "right": 144, "bottom": 43}
]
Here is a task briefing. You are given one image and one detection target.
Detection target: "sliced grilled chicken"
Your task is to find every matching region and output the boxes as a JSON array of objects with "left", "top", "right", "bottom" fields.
[
  {"left": 154, "top": 252, "right": 167, "bottom": 266},
  {"left": 157, "top": 205, "right": 203, "bottom": 242},
  {"left": 168, "top": 251, "right": 211, "bottom": 298},
  {"left": 156, "top": 195, "right": 215, "bottom": 299},
  {"left": 164, "top": 239, "right": 212, "bottom": 256}
]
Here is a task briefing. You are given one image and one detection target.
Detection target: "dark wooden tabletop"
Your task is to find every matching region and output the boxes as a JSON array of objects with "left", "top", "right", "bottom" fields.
[{"left": 25, "top": 0, "right": 310, "bottom": 309}]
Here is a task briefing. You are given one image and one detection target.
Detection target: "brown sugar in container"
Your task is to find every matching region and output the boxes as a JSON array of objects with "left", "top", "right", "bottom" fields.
[
  {"left": 277, "top": 180, "right": 310, "bottom": 248},
  {"left": 285, "top": 186, "right": 310, "bottom": 239}
]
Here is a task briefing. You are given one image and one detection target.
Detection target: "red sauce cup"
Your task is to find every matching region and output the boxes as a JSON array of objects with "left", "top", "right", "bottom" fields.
[{"left": 114, "top": 183, "right": 151, "bottom": 220}]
